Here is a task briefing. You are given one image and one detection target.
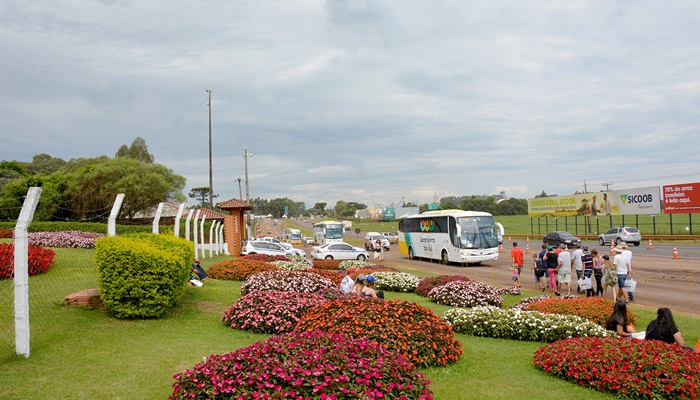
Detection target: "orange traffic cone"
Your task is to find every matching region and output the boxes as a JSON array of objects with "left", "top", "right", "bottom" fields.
[
  {"left": 610, "top": 240, "right": 615, "bottom": 256},
  {"left": 508, "top": 235, "right": 511, "bottom": 242},
  {"left": 525, "top": 243, "right": 530, "bottom": 254},
  {"left": 673, "top": 246, "right": 680, "bottom": 259},
  {"left": 499, "top": 243, "right": 504, "bottom": 253},
  {"left": 647, "top": 239, "right": 653, "bottom": 250}
]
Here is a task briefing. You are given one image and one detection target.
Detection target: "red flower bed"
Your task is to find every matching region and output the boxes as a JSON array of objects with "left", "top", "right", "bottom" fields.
[
  {"left": 207, "top": 259, "right": 278, "bottom": 281},
  {"left": 170, "top": 331, "right": 434, "bottom": 399},
  {"left": 535, "top": 337, "right": 700, "bottom": 398},
  {"left": 526, "top": 297, "right": 637, "bottom": 326},
  {"left": 239, "top": 254, "right": 291, "bottom": 262},
  {"left": 415, "top": 274, "right": 471, "bottom": 297},
  {"left": 294, "top": 298, "right": 463, "bottom": 367},
  {"left": 312, "top": 259, "right": 341, "bottom": 270},
  {"left": 0, "top": 243, "right": 56, "bottom": 279},
  {"left": 0, "top": 228, "right": 13, "bottom": 238},
  {"left": 297, "top": 268, "right": 345, "bottom": 286},
  {"left": 222, "top": 291, "right": 328, "bottom": 333}
]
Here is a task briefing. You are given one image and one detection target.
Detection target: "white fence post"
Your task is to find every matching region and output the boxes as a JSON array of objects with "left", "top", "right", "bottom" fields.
[
  {"left": 152, "top": 202, "right": 164, "bottom": 234},
  {"left": 185, "top": 209, "right": 194, "bottom": 241},
  {"left": 220, "top": 224, "right": 229, "bottom": 255},
  {"left": 14, "top": 186, "right": 42, "bottom": 358},
  {"left": 193, "top": 209, "right": 201, "bottom": 259},
  {"left": 199, "top": 215, "right": 207, "bottom": 259},
  {"left": 174, "top": 204, "right": 185, "bottom": 237},
  {"left": 209, "top": 221, "right": 216, "bottom": 257},
  {"left": 107, "top": 194, "right": 125, "bottom": 237}
]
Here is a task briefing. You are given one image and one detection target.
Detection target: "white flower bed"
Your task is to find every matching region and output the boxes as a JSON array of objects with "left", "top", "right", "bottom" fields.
[
  {"left": 428, "top": 280, "right": 503, "bottom": 308},
  {"left": 371, "top": 272, "right": 422, "bottom": 293},
  {"left": 443, "top": 306, "right": 615, "bottom": 342},
  {"left": 272, "top": 261, "right": 311, "bottom": 271},
  {"left": 287, "top": 254, "right": 312, "bottom": 267}
]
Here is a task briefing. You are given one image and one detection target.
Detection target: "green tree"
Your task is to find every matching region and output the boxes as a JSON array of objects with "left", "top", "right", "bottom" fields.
[
  {"left": 24, "top": 153, "right": 66, "bottom": 175},
  {"left": 312, "top": 202, "right": 327, "bottom": 215},
  {"left": 189, "top": 187, "right": 218, "bottom": 208},
  {"left": 115, "top": 137, "right": 155, "bottom": 163}
]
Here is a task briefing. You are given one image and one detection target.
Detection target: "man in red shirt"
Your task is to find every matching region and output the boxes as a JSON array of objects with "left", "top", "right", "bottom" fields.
[{"left": 511, "top": 241, "right": 524, "bottom": 278}]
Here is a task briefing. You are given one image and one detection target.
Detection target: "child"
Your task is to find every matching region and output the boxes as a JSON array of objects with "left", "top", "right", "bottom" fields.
[
  {"left": 532, "top": 253, "right": 546, "bottom": 291},
  {"left": 511, "top": 264, "right": 520, "bottom": 288}
]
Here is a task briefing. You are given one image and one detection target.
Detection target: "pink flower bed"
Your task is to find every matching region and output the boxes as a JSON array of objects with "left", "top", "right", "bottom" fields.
[
  {"left": 415, "top": 275, "right": 471, "bottom": 297},
  {"left": 240, "top": 270, "right": 337, "bottom": 296},
  {"left": 170, "top": 331, "right": 434, "bottom": 399},
  {"left": 428, "top": 280, "right": 503, "bottom": 307},
  {"left": 28, "top": 231, "right": 104, "bottom": 249}
]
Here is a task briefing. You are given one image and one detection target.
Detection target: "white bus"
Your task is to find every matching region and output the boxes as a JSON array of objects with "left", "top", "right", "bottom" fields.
[
  {"left": 284, "top": 228, "right": 302, "bottom": 244},
  {"left": 312, "top": 221, "right": 344, "bottom": 245},
  {"left": 398, "top": 210, "right": 500, "bottom": 264}
]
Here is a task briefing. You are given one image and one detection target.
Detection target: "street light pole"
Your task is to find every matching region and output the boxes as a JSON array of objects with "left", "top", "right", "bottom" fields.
[
  {"left": 206, "top": 89, "right": 213, "bottom": 208},
  {"left": 237, "top": 177, "right": 242, "bottom": 200},
  {"left": 243, "top": 147, "right": 253, "bottom": 235}
]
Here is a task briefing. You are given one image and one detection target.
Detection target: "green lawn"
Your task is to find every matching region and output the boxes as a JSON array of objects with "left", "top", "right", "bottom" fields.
[{"left": 1, "top": 247, "right": 697, "bottom": 399}]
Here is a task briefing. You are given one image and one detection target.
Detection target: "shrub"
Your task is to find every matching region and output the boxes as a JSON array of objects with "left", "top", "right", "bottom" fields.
[
  {"left": 240, "top": 270, "right": 337, "bottom": 295},
  {"left": 0, "top": 243, "right": 56, "bottom": 279},
  {"left": 294, "top": 298, "right": 463, "bottom": 367},
  {"left": 525, "top": 296, "right": 638, "bottom": 326},
  {"left": 312, "top": 259, "right": 341, "bottom": 270},
  {"left": 371, "top": 271, "right": 422, "bottom": 292},
  {"left": 95, "top": 234, "right": 192, "bottom": 319},
  {"left": 207, "top": 259, "right": 278, "bottom": 281},
  {"left": 28, "top": 230, "right": 105, "bottom": 249},
  {"left": 428, "top": 280, "right": 503, "bottom": 308},
  {"left": 415, "top": 275, "right": 471, "bottom": 297},
  {"left": 239, "top": 254, "right": 291, "bottom": 262},
  {"left": 222, "top": 291, "right": 329, "bottom": 333},
  {"left": 444, "top": 306, "right": 615, "bottom": 342},
  {"left": 170, "top": 331, "right": 434, "bottom": 400},
  {"left": 535, "top": 337, "right": 700, "bottom": 398}
]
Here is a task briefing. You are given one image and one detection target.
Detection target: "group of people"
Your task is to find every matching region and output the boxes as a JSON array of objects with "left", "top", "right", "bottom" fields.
[
  {"left": 340, "top": 272, "right": 384, "bottom": 299},
  {"left": 520, "top": 241, "right": 634, "bottom": 302}
]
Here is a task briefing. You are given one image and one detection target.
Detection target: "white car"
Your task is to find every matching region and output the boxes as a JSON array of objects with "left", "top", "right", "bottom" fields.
[
  {"left": 364, "top": 232, "right": 390, "bottom": 251},
  {"left": 311, "top": 242, "right": 369, "bottom": 261},
  {"left": 258, "top": 236, "right": 294, "bottom": 250},
  {"left": 241, "top": 241, "right": 306, "bottom": 258},
  {"left": 381, "top": 232, "right": 399, "bottom": 244}
]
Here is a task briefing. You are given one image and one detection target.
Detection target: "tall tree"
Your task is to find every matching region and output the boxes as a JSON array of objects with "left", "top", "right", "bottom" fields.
[
  {"left": 115, "top": 137, "right": 155, "bottom": 163},
  {"left": 189, "top": 187, "right": 218, "bottom": 208},
  {"left": 24, "top": 153, "right": 66, "bottom": 175}
]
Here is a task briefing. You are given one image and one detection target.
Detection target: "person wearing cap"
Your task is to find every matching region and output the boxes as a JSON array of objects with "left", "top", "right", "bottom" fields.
[
  {"left": 543, "top": 245, "right": 559, "bottom": 295},
  {"left": 572, "top": 243, "right": 584, "bottom": 294},
  {"left": 581, "top": 246, "right": 594, "bottom": 297},
  {"left": 191, "top": 259, "right": 208, "bottom": 281},
  {"left": 360, "top": 275, "right": 384, "bottom": 299},
  {"left": 556, "top": 243, "right": 573, "bottom": 296},
  {"left": 613, "top": 244, "right": 631, "bottom": 302},
  {"left": 620, "top": 242, "right": 635, "bottom": 302},
  {"left": 351, "top": 273, "right": 366, "bottom": 297}
]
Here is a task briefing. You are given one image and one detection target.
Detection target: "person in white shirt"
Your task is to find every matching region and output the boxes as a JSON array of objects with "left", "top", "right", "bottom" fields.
[
  {"left": 620, "top": 242, "right": 634, "bottom": 301},
  {"left": 571, "top": 244, "right": 584, "bottom": 293},
  {"left": 556, "top": 243, "right": 573, "bottom": 296},
  {"left": 613, "top": 245, "right": 631, "bottom": 302}
]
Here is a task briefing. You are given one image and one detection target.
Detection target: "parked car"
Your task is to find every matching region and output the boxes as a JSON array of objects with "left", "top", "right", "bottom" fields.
[
  {"left": 598, "top": 227, "right": 642, "bottom": 246},
  {"left": 241, "top": 241, "right": 306, "bottom": 258},
  {"left": 311, "top": 242, "right": 369, "bottom": 261},
  {"left": 381, "top": 232, "right": 399, "bottom": 244},
  {"left": 364, "top": 232, "right": 391, "bottom": 251},
  {"left": 258, "top": 236, "right": 294, "bottom": 250},
  {"left": 543, "top": 231, "right": 581, "bottom": 248}
]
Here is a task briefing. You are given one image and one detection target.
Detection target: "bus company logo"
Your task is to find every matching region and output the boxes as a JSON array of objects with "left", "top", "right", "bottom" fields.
[
  {"left": 420, "top": 220, "right": 435, "bottom": 232},
  {"left": 619, "top": 193, "right": 654, "bottom": 204}
]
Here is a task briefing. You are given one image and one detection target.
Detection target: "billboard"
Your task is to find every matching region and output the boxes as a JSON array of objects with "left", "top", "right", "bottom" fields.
[
  {"left": 663, "top": 182, "right": 700, "bottom": 214},
  {"left": 527, "top": 187, "right": 661, "bottom": 217}
]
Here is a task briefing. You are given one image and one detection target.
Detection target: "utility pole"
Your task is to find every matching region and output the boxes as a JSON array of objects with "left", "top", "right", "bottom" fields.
[
  {"left": 237, "top": 177, "right": 242, "bottom": 200},
  {"left": 602, "top": 182, "right": 613, "bottom": 191},
  {"left": 583, "top": 180, "right": 589, "bottom": 193},
  {"left": 243, "top": 147, "right": 253, "bottom": 233},
  {"left": 205, "top": 89, "right": 213, "bottom": 208}
]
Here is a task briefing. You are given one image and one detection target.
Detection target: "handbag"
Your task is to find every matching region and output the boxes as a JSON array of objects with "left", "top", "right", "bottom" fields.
[
  {"left": 624, "top": 278, "right": 636, "bottom": 292},
  {"left": 577, "top": 277, "right": 592, "bottom": 290}
]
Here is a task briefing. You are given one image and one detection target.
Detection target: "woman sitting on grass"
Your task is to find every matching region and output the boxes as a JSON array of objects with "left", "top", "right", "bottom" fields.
[
  {"left": 605, "top": 300, "right": 636, "bottom": 338},
  {"left": 646, "top": 308, "right": 695, "bottom": 352}
]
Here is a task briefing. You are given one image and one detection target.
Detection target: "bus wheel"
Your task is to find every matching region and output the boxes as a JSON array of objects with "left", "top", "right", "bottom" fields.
[
  {"left": 325, "top": 255, "right": 334, "bottom": 260},
  {"left": 357, "top": 254, "right": 366, "bottom": 261},
  {"left": 408, "top": 247, "right": 415, "bottom": 260},
  {"left": 441, "top": 250, "right": 449, "bottom": 265}
]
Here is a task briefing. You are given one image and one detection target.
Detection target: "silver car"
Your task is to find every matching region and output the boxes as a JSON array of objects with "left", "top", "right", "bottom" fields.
[
  {"left": 598, "top": 227, "right": 642, "bottom": 246},
  {"left": 241, "top": 241, "right": 306, "bottom": 257},
  {"left": 311, "top": 242, "right": 368, "bottom": 261}
]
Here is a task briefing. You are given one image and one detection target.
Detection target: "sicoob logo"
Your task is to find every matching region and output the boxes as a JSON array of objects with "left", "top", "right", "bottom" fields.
[{"left": 620, "top": 194, "right": 653, "bottom": 204}]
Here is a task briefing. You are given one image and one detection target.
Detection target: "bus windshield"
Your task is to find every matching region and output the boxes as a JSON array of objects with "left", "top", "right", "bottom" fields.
[
  {"left": 325, "top": 224, "right": 344, "bottom": 239},
  {"left": 456, "top": 216, "right": 498, "bottom": 249}
]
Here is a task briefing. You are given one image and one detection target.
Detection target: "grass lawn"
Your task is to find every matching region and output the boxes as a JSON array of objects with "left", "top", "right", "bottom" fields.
[{"left": 1, "top": 247, "right": 697, "bottom": 399}]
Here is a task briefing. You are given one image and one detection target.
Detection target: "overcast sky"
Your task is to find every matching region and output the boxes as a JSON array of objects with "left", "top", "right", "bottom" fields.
[{"left": 2, "top": 1, "right": 700, "bottom": 209}]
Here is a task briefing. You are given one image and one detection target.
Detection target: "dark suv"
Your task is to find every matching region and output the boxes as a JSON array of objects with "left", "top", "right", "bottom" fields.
[{"left": 543, "top": 231, "right": 581, "bottom": 248}]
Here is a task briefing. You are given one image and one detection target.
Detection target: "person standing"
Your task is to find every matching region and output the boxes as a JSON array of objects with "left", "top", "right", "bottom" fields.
[
  {"left": 588, "top": 195, "right": 599, "bottom": 233},
  {"left": 572, "top": 243, "right": 584, "bottom": 293},
  {"left": 591, "top": 248, "right": 604, "bottom": 296},
  {"left": 543, "top": 245, "right": 559, "bottom": 295},
  {"left": 581, "top": 246, "right": 594, "bottom": 297},
  {"left": 602, "top": 254, "right": 618, "bottom": 301},
  {"left": 614, "top": 244, "right": 630, "bottom": 302},
  {"left": 620, "top": 242, "right": 634, "bottom": 302},
  {"left": 603, "top": 193, "right": 612, "bottom": 215},
  {"left": 511, "top": 241, "right": 524, "bottom": 280},
  {"left": 556, "top": 243, "right": 572, "bottom": 296}
]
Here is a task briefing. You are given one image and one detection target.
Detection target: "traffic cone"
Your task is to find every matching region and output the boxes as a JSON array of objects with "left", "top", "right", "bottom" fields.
[
  {"left": 647, "top": 239, "right": 653, "bottom": 250},
  {"left": 525, "top": 242, "right": 530, "bottom": 254},
  {"left": 673, "top": 246, "right": 680, "bottom": 259},
  {"left": 508, "top": 236, "right": 511, "bottom": 242},
  {"left": 610, "top": 240, "right": 615, "bottom": 256},
  {"left": 499, "top": 243, "right": 504, "bottom": 253}
]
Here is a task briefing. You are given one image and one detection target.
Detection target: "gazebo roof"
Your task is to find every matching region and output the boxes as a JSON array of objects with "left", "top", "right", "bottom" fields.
[{"left": 217, "top": 198, "right": 253, "bottom": 211}]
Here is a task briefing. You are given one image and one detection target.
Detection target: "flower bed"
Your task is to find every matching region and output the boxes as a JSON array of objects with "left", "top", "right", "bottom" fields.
[
  {"left": 239, "top": 254, "right": 291, "bottom": 262},
  {"left": 207, "top": 259, "right": 278, "bottom": 281},
  {"left": 415, "top": 275, "right": 471, "bottom": 297},
  {"left": 222, "top": 291, "right": 328, "bottom": 333},
  {"left": 535, "top": 337, "right": 700, "bottom": 398},
  {"left": 371, "top": 271, "right": 422, "bottom": 292},
  {"left": 294, "top": 298, "right": 463, "bottom": 367},
  {"left": 240, "top": 270, "right": 337, "bottom": 295},
  {"left": 338, "top": 260, "right": 397, "bottom": 271},
  {"left": 297, "top": 268, "right": 345, "bottom": 286},
  {"left": 525, "top": 296, "right": 637, "bottom": 326},
  {"left": 509, "top": 295, "right": 554, "bottom": 310},
  {"left": 0, "top": 243, "right": 56, "bottom": 279},
  {"left": 272, "top": 260, "right": 311, "bottom": 271},
  {"left": 312, "top": 259, "right": 341, "bottom": 270},
  {"left": 170, "top": 331, "right": 434, "bottom": 400},
  {"left": 0, "top": 227, "right": 13, "bottom": 239},
  {"left": 495, "top": 286, "right": 521, "bottom": 295},
  {"left": 428, "top": 280, "right": 503, "bottom": 308},
  {"left": 28, "top": 230, "right": 105, "bottom": 249},
  {"left": 346, "top": 267, "right": 400, "bottom": 280},
  {"left": 444, "top": 306, "right": 614, "bottom": 342}
]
